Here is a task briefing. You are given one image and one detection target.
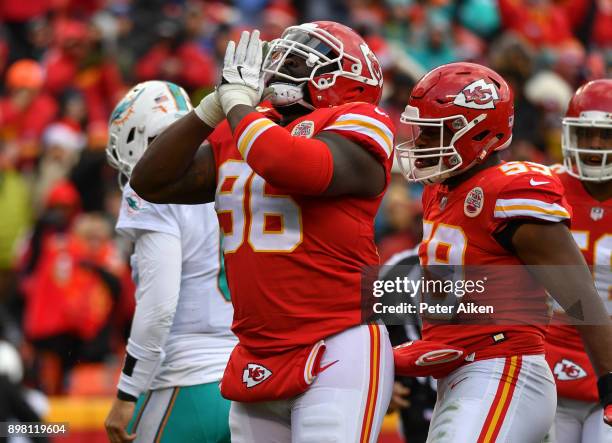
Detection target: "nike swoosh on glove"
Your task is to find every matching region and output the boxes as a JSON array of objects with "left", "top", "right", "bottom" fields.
[{"left": 217, "top": 30, "right": 265, "bottom": 114}]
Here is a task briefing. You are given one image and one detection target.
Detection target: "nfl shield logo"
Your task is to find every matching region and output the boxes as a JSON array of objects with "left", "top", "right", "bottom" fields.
[
  {"left": 590, "top": 207, "right": 604, "bottom": 221},
  {"left": 464, "top": 187, "right": 484, "bottom": 217}
]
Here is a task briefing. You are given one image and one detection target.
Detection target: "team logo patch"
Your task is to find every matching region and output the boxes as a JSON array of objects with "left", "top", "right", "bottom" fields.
[
  {"left": 453, "top": 79, "right": 499, "bottom": 110},
  {"left": 591, "top": 207, "right": 604, "bottom": 221},
  {"left": 243, "top": 363, "right": 272, "bottom": 388},
  {"left": 464, "top": 187, "right": 484, "bottom": 217},
  {"left": 553, "top": 358, "right": 587, "bottom": 381},
  {"left": 291, "top": 120, "right": 315, "bottom": 138},
  {"left": 110, "top": 87, "right": 145, "bottom": 125},
  {"left": 126, "top": 192, "right": 143, "bottom": 215}
]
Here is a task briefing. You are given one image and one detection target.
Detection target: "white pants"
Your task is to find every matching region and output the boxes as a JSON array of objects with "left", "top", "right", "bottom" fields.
[
  {"left": 229, "top": 324, "right": 394, "bottom": 443},
  {"left": 548, "top": 397, "right": 612, "bottom": 443},
  {"left": 427, "top": 354, "right": 556, "bottom": 443}
]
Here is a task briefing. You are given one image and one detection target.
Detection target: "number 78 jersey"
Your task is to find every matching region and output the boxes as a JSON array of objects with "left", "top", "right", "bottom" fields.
[
  {"left": 207, "top": 103, "right": 395, "bottom": 354},
  {"left": 418, "top": 161, "right": 572, "bottom": 360}
]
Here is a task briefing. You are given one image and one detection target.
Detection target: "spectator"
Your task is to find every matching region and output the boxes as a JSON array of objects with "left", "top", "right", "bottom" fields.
[
  {"left": 43, "top": 18, "right": 124, "bottom": 134},
  {"left": 0, "top": 142, "right": 31, "bottom": 300},
  {"left": 0, "top": 59, "right": 58, "bottom": 164},
  {"left": 33, "top": 91, "right": 88, "bottom": 211},
  {"left": 20, "top": 204, "right": 125, "bottom": 393},
  {"left": 498, "top": 0, "right": 573, "bottom": 48},
  {"left": 0, "top": 0, "right": 52, "bottom": 62},
  {"left": 135, "top": 17, "right": 216, "bottom": 92}
]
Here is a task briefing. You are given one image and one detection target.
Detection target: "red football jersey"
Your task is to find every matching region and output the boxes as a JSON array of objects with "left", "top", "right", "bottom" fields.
[
  {"left": 208, "top": 102, "right": 395, "bottom": 354},
  {"left": 545, "top": 165, "right": 612, "bottom": 401},
  {"left": 419, "top": 161, "right": 571, "bottom": 360}
]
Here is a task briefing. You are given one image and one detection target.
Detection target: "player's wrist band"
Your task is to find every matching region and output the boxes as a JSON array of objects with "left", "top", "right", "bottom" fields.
[
  {"left": 597, "top": 372, "right": 612, "bottom": 407},
  {"left": 117, "top": 389, "right": 138, "bottom": 402}
]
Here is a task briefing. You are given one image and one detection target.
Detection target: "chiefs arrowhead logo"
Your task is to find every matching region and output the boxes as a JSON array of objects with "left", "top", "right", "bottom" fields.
[
  {"left": 242, "top": 363, "right": 272, "bottom": 388},
  {"left": 553, "top": 358, "right": 587, "bottom": 381},
  {"left": 454, "top": 79, "right": 499, "bottom": 110}
]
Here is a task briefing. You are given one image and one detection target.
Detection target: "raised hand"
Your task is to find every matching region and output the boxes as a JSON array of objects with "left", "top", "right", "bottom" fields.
[{"left": 217, "top": 30, "right": 265, "bottom": 114}]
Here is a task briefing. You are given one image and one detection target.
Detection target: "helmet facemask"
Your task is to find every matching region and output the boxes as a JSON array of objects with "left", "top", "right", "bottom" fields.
[
  {"left": 262, "top": 23, "right": 380, "bottom": 109},
  {"left": 106, "top": 127, "right": 146, "bottom": 189},
  {"left": 395, "top": 105, "right": 489, "bottom": 184},
  {"left": 562, "top": 111, "right": 612, "bottom": 182}
]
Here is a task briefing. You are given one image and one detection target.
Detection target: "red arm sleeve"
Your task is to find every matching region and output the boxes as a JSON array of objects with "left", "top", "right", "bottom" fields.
[{"left": 233, "top": 112, "right": 333, "bottom": 195}]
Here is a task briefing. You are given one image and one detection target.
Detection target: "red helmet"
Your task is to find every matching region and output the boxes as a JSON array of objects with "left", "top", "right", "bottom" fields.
[
  {"left": 395, "top": 62, "right": 514, "bottom": 184},
  {"left": 562, "top": 79, "right": 612, "bottom": 182},
  {"left": 262, "top": 21, "right": 384, "bottom": 109}
]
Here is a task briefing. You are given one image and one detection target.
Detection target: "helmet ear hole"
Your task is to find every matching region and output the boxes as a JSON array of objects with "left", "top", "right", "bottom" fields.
[
  {"left": 488, "top": 77, "right": 501, "bottom": 89},
  {"left": 127, "top": 127, "right": 135, "bottom": 144},
  {"left": 472, "top": 130, "right": 490, "bottom": 141}
]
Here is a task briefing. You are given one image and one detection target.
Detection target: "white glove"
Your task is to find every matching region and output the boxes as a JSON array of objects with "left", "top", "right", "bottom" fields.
[
  {"left": 217, "top": 30, "right": 264, "bottom": 114},
  {"left": 193, "top": 92, "right": 225, "bottom": 127}
]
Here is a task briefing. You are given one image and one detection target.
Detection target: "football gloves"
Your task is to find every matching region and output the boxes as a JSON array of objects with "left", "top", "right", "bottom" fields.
[
  {"left": 217, "top": 30, "right": 265, "bottom": 114},
  {"left": 394, "top": 340, "right": 468, "bottom": 379},
  {"left": 194, "top": 92, "right": 225, "bottom": 127}
]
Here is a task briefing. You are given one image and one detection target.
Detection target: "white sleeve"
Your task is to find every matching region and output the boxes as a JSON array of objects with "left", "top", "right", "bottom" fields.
[
  {"left": 117, "top": 231, "right": 182, "bottom": 398},
  {"left": 116, "top": 184, "right": 180, "bottom": 241}
]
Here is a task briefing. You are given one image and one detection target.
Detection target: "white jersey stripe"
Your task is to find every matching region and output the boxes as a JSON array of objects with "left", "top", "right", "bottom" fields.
[
  {"left": 323, "top": 123, "right": 392, "bottom": 158},
  {"left": 494, "top": 198, "right": 570, "bottom": 222},
  {"left": 323, "top": 113, "right": 393, "bottom": 158},
  {"left": 333, "top": 113, "right": 394, "bottom": 140}
]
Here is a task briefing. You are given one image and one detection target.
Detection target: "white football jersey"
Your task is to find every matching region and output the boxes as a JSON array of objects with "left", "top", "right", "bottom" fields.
[{"left": 116, "top": 183, "right": 236, "bottom": 388}]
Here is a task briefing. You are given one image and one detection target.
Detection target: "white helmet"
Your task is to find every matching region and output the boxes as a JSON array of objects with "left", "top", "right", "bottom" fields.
[{"left": 106, "top": 80, "right": 192, "bottom": 185}]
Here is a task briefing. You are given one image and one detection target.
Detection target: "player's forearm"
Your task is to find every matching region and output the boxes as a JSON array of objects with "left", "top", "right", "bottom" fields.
[
  {"left": 130, "top": 111, "right": 214, "bottom": 201},
  {"left": 118, "top": 232, "right": 182, "bottom": 398},
  {"left": 512, "top": 222, "right": 612, "bottom": 374},
  {"left": 227, "top": 104, "right": 256, "bottom": 131},
  {"left": 575, "top": 324, "right": 612, "bottom": 376}
]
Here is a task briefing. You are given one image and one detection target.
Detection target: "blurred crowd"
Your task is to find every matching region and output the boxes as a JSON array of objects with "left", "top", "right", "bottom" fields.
[{"left": 0, "top": 0, "right": 609, "bottom": 413}]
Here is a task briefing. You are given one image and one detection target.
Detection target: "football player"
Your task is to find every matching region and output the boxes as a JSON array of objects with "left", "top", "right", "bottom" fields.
[
  {"left": 103, "top": 81, "right": 236, "bottom": 443},
  {"left": 129, "top": 23, "right": 394, "bottom": 442},
  {"left": 393, "top": 63, "right": 612, "bottom": 442},
  {"left": 545, "top": 79, "right": 612, "bottom": 443}
]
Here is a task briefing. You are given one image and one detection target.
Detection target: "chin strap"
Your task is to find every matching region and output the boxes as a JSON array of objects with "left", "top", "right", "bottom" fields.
[{"left": 269, "top": 82, "right": 315, "bottom": 111}]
